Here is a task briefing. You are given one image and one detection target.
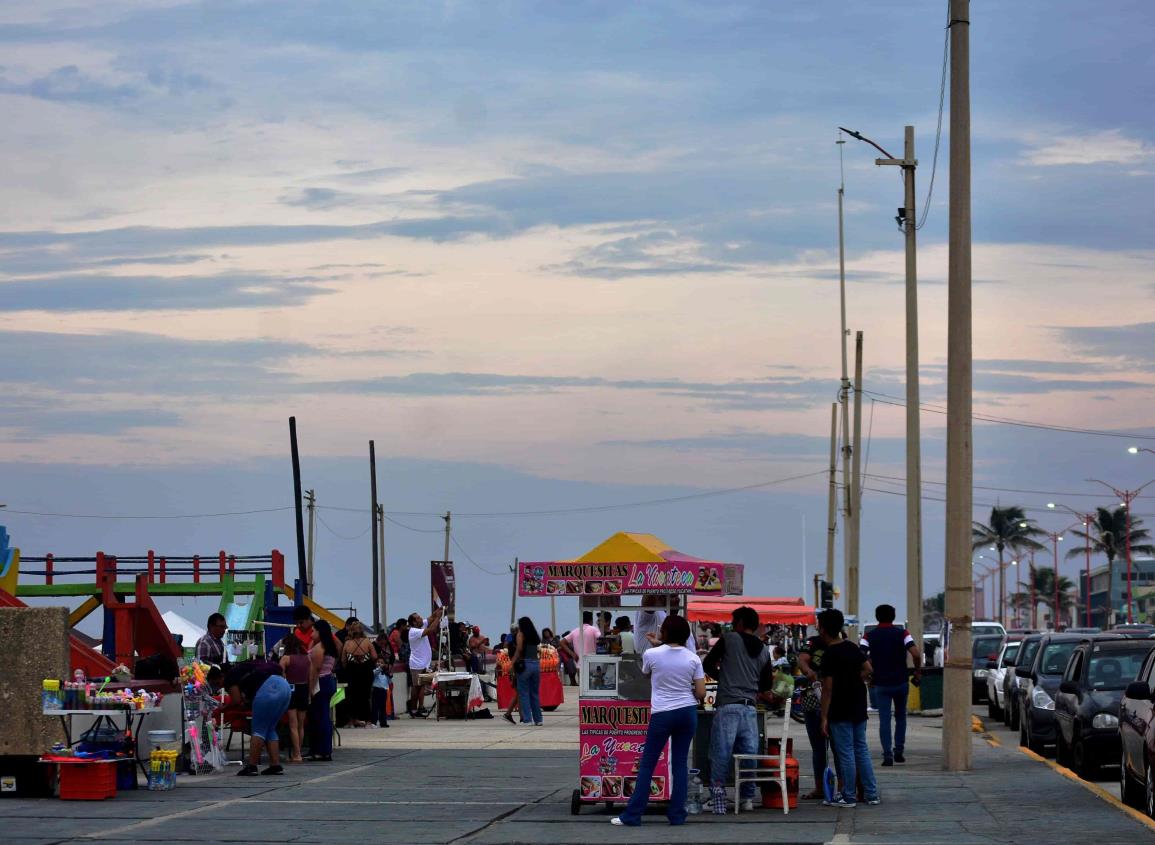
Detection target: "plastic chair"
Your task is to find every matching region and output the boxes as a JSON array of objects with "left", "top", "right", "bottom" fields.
[
  {"left": 732, "top": 707, "right": 791, "bottom": 816},
  {"left": 329, "top": 685, "right": 346, "bottom": 748}
]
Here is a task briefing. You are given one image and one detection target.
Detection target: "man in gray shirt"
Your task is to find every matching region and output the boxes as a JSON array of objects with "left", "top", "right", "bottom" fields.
[{"left": 701, "top": 605, "right": 774, "bottom": 813}]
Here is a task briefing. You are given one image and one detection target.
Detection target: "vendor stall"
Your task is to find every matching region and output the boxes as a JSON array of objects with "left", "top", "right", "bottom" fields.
[{"left": 517, "top": 532, "right": 743, "bottom": 815}]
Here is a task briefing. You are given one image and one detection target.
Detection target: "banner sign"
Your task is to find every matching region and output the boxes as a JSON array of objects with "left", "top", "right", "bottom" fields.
[
  {"left": 579, "top": 699, "right": 667, "bottom": 803},
  {"left": 517, "top": 560, "right": 742, "bottom": 597},
  {"left": 430, "top": 560, "right": 456, "bottom": 622}
]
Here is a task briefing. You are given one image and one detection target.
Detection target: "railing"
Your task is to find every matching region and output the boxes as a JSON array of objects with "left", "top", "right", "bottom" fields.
[{"left": 19, "top": 550, "right": 285, "bottom": 589}]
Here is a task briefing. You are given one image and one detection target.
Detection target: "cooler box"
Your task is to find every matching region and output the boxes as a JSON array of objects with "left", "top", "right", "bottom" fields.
[{"left": 540, "top": 671, "right": 564, "bottom": 710}]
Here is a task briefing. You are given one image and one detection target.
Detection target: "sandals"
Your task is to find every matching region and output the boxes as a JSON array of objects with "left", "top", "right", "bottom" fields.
[
  {"left": 261, "top": 765, "right": 284, "bottom": 776},
  {"left": 503, "top": 712, "right": 516, "bottom": 724},
  {"left": 236, "top": 764, "right": 259, "bottom": 777}
]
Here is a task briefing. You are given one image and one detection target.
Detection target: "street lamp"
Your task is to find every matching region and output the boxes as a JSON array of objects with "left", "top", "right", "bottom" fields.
[
  {"left": 1048, "top": 502, "right": 1097, "bottom": 627},
  {"left": 1087, "top": 478, "right": 1155, "bottom": 623},
  {"left": 1129, "top": 446, "right": 1155, "bottom": 456},
  {"left": 973, "top": 557, "right": 997, "bottom": 619}
]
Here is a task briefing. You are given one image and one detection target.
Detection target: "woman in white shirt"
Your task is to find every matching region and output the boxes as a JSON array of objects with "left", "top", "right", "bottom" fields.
[{"left": 612, "top": 615, "right": 706, "bottom": 827}]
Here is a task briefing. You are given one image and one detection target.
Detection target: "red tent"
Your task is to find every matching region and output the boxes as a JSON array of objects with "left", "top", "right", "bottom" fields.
[{"left": 688, "top": 597, "right": 816, "bottom": 625}]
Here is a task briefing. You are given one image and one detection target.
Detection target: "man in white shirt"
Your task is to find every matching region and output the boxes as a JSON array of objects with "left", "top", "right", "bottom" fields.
[
  {"left": 405, "top": 606, "right": 443, "bottom": 716},
  {"left": 636, "top": 598, "right": 697, "bottom": 654}
]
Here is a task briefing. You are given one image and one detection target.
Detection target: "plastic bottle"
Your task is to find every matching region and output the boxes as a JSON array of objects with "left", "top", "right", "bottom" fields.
[
  {"left": 42, "top": 680, "right": 61, "bottom": 711},
  {"left": 686, "top": 769, "right": 703, "bottom": 815}
]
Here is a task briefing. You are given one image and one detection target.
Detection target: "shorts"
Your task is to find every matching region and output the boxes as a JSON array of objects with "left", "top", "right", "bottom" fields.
[
  {"left": 251, "top": 676, "right": 291, "bottom": 742},
  {"left": 289, "top": 682, "right": 310, "bottom": 711},
  {"left": 409, "top": 666, "right": 429, "bottom": 689}
]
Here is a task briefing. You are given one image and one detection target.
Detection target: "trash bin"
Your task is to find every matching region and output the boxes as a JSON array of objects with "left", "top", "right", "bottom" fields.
[{"left": 917, "top": 667, "right": 943, "bottom": 711}]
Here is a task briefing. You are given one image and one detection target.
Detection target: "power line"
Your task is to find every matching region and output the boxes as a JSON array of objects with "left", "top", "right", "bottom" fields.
[
  {"left": 915, "top": 0, "right": 950, "bottom": 231},
  {"left": 862, "top": 389, "right": 1155, "bottom": 441},
  {"left": 450, "top": 535, "right": 507, "bottom": 576},
  {"left": 864, "top": 472, "right": 1122, "bottom": 499},
  {"left": 315, "top": 511, "right": 372, "bottom": 541},
  {"left": 1, "top": 506, "right": 294, "bottom": 520},
  {"left": 378, "top": 512, "right": 444, "bottom": 534}
]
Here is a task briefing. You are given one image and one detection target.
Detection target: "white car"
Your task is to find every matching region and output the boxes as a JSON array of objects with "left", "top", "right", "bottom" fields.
[{"left": 985, "top": 639, "right": 1021, "bottom": 720}]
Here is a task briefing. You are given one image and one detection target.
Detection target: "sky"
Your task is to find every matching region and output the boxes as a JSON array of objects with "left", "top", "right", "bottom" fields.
[{"left": 3, "top": 1, "right": 1155, "bottom": 638}]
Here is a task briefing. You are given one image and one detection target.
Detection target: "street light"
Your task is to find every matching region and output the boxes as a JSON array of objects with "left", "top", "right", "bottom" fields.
[
  {"left": 1038, "top": 522, "right": 1081, "bottom": 631},
  {"left": 1129, "top": 446, "right": 1155, "bottom": 456},
  {"left": 1048, "top": 502, "right": 1097, "bottom": 626},
  {"left": 973, "top": 557, "right": 997, "bottom": 619},
  {"left": 1087, "top": 478, "right": 1155, "bottom": 623}
]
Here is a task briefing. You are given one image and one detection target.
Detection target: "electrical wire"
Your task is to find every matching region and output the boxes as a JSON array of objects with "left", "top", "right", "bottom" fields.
[
  {"left": 915, "top": 0, "right": 950, "bottom": 231},
  {"left": 863, "top": 472, "right": 1123, "bottom": 500},
  {"left": 315, "top": 511, "right": 372, "bottom": 541},
  {"left": 379, "top": 513, "right": 444, "bottom": 534},
  {"left": 1, "top": 506, "right": 294, "bottom": 520},
  {"left": 861, "top": 389, "right": 1155, "bottom": 441},
  {"left": 860, "top": 398, "right": 877, "bottom": 509},
  {"left": 450, "top": 535, "right": 507, "bottom": 576}
]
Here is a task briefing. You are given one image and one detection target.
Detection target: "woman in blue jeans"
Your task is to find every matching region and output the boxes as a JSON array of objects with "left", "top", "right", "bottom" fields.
[
  {"left": 612, "top": 615, "right": 707, "bottom": 827},
  {"left": 224, "top": 660, "right": 291, "bottom": 776},
  {"left": 511, "top": 616, "right": 543, "bottom": 725},
  {"left": 308, "top": 619, "right": 340, "bottom": 761}
]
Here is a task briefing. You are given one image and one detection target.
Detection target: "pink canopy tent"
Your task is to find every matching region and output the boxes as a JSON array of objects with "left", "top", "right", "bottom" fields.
[{"left": 687, "top": 597, "right": 816, "bottom": 625}]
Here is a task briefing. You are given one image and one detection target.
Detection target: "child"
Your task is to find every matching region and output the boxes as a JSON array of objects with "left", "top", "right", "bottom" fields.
[{"left": 371, "top": 656, "right": 391, "bottom": 728}]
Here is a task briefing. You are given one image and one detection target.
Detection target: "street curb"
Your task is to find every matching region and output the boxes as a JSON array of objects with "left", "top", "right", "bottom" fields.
[
  {"left": 1017, "top": 745, "right": 1155, "bottom": 831},
  {"left": 973, "top": 714, "right": 1154, "bottom": 831}
]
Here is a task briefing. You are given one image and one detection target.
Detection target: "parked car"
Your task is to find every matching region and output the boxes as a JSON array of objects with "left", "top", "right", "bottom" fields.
[
  {"left": 1017, "top": 633, "right": 1088, "bottom": 753},
  {"left": 973, "top": 621, "right": 1008, "bottom": 639},
  {"left": 1110, "top": 623, "right": 1155, "bottom": 639},
  {"left": 1055, "top": 637, "right": 1154, "bottom": 777},
  {"left": 986, "top": 639, "right": 1022, "bottom": 721},
  {"left": 972, "top": 633, "right": 1006, "bottom": 704},
  {"left": 1004, "top": 633, "right": 1044, "bottom": 730},
  {"left": 1120, "top": 647, "right": 1155, "bottom": 815}
]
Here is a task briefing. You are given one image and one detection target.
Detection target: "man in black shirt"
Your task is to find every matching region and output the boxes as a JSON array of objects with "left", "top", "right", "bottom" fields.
[{"left": 819, "top": 609, "right": 879, "bottom": 808}]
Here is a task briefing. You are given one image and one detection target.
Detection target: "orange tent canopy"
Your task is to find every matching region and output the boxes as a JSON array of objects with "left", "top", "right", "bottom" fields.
[{"left": 688, "top": 597, "right": 816, "bottom": 625}]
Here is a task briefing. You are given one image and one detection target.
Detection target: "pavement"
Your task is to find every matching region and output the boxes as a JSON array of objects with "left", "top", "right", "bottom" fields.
[{"left": 4, "top": 696, "right": 1154, "bottom": 845}]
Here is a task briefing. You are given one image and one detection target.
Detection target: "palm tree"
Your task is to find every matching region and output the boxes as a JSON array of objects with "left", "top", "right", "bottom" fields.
[
  {"left": 1067, "top": 507, "right": 1155, "bottom": 621},
  {"left": 1032, "top": 568, "right": 1076, "bottom": 629},
  {"left": 973, "top": 506, "right": 1046, "bottom": 626}
]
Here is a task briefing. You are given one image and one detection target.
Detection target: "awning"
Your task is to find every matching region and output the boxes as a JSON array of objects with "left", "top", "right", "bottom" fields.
[{"left": 687, "top": 599, "right": 816, "bottom": 625}]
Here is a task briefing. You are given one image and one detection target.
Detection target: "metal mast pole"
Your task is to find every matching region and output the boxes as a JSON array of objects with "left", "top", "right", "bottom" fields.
[
  {"left": 943, "top": 0, "right": 973, "bottom": 772},
  {"left": 902, "top": 126, "right": 925, "bottom": 648},
  {"left": 370, "top": 441, "right": 380, "bottom": 630},
  {"left": 837, "top": 137, "right": 854, "bottom": 607},
  {"left": 378, "top": 503, "right": 387, "bottom": 626},
  {"left": 825, "top": 402, "right": 838, "bottom": 583},
  {"left": 305, "top": 489, "right": 316, "bottom": 596},
  {"left": 848, "top": 331, "right": 864, "bottom": 633}
]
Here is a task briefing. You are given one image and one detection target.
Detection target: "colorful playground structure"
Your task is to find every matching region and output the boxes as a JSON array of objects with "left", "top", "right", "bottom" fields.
[{"left": 0, "top": 526, "right": 344, "bottom": 674}]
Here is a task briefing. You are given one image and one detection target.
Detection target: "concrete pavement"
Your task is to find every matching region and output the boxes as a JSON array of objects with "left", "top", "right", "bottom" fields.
[{"left": 4, "top": 697, "right": 1153, "bottom": 844}]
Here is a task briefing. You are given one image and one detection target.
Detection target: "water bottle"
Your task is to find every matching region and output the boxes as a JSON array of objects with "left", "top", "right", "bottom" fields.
[{"left": 686, "top": 769, "right": 703, "bottom": 815}]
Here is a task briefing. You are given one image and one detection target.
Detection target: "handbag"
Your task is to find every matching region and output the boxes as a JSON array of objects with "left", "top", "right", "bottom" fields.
[{"left": 800, "top": 680, "right": 822, "bottom": 713}]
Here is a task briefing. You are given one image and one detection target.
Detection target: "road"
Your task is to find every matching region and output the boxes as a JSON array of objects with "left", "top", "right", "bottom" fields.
[{"left": 973, "top": 702, "right": 1124, "bottom": 801}]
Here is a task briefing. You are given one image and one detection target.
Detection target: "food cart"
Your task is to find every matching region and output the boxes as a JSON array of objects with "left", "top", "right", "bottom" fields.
[{"left": 517, "top": 532, "right": 743, "bottom": 815}]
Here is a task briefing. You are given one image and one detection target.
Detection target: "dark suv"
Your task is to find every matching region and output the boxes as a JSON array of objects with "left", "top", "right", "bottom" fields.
[
  {"left": 1055, "top": 637, "right": 1154, "bottom": 777},
  {"left": 1121, "top": 648, "right": 1155, "bottom": 816},
  {"left": 1004, "top": 634, "right": 1043, "bottom": 731},
  {"left": 1017, "top": 633, "right": 1087, "bottom": 754}
]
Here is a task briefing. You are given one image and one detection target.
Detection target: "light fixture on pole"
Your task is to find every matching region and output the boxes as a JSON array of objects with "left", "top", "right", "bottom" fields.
[
  {"left": 1087, "top": 478, "right": 1155, "bottom": 623},
  {"left": 1129, "top": 446, "right": 1155, "bottom": 456},
  {"left": 1048, "top": 501, "right": 1098, "bottom": 627}
]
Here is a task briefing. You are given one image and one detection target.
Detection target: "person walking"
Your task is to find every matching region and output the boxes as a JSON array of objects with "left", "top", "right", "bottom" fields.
[
  {"left": 701, "top": 605, "right": 775, "bottom": 813},
  {"left": 340, "top": 618, "right": 377, "bottom": 727},
  {"left": 860, "top": 604, "right": 922, "bottom": 766},
  {"left": 509, "top": 617, "right": 543, "bottom": 726},
  {"left": 278, "top": 635, "right": 312, "bottom": 762},
  {"left": 611, "top": 615, "right": 706, "bottom": 827},
  {"left": 307, "top": 619, "right": 339, "bottom": 761},
  {"left": 223, "top": 658, "right": 290, "bottom": 776},
  {"left": 819, "top": 609, "right": 880, "bottom": 808}
]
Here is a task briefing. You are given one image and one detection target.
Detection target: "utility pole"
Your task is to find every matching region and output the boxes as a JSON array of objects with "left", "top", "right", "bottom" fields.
[
  {"left": 442, "top": 511, "right": 452, "bottom": 571},
  {"left": 377, "top": 503, "right": 386, "bottom": 626},
  {"left": 370, "top": 440, "right": 380, "bottom": 631},
  {"left": 825, "top": 402, "right": 838, "bottom": 584},
  {"left": 288, "top": 417, "right": 309, "bottom": 596},
  {"left": 305, "top": 489, "right": 316, "bottom": 595},
  {"left": 943, "top": 0, "right": 973, "bottom": 772},
  {"left": 836, "top": 139, "right": 854, "bottom": 614},
  {"left": 510, "top": 558, "right": 519, "bottom": 629},
  {"left": 839, "top": 123, "right": 925, "bottom": 646},
  {"left": 848, "top": 331, "right": 864, "bottom": 633}
]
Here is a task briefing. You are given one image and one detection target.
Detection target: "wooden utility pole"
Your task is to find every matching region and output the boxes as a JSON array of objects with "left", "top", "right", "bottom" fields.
[
  {"left": 370, "top": 441, "right": 380, "bottom": 631},
  {"left": 289, "top": 417, "right": 309, "bottom": 595},
  {"left": 825, "top": 402, "right": 838, "bottom": 583},
  {"left": 943, "top": 0, "right": 973, "bottom": 772},
  {"left": 305, "top": 489, "right": 316, "bottom": 595},
  {"left": 848, "top": 331, "right": 864, "bottom": 633},
  {"left": 377, "top": 503, "right": 386, "bottom": 626},
  {"left": 510, "top": 558, "right": 519, "bottom": 629}
]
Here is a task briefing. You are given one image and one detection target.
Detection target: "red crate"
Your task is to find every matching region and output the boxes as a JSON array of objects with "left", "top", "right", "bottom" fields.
[{"left": 57, "top": 760, "right": 118, "bottom": 800}]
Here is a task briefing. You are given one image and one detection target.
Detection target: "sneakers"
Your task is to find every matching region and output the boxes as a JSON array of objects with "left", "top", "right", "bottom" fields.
[
  {"left": 261, "top": 765, "right": 284, "bottom": 776},
  {"left": 710, "top": 785, "right": 727, "bottom": 814},
  {"left": 739, "top": 798, "right": 756, "bottom": 812},
  {"left": 894, "top": 751, "right": 905, "bottom": 763},
  {"left": 882, "top": 756, "right": 894, "bottom": 767},
  {"left": 823, "top": 796, "right": 857, "bottom": 808},
  {"left": 609, "top": 817, "right": 624, "bottom": 826},
  {"left": 236, "top": 764, "right": 259, "bottom": 777},
  {"left": 866, "top": 796, "right": 882, "bottom": 806}
]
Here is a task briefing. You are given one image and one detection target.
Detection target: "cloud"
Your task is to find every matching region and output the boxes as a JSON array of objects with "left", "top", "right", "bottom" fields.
[
  {"left": 602, "top": 431, "right": 912, "bottom": 464},
  {"left": 1059, "top": 323, "right": 1155, "bottom": 371},
  {"left": 0, "top": 65, "right": 139, "bottom": 105},
  {"left": 975, "top": 358, "right": 1114, "bottom": 375},
  {"left": 0, "top": 272, "right": 333, "bottom": 311},
  {"left": 545, "top": 230, "right": 737, "bottom": 279},
  {"left": 0, "top": 399, "right": 182, "bottom": 438},
  {"left": 1022, "top": 129, "right": 1152, "bottom": 167}
]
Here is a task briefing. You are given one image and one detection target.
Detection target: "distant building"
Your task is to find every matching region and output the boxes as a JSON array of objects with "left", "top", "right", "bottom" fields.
[{"left": 1078, "top": 557, "right": 1155, "bottom": 627}]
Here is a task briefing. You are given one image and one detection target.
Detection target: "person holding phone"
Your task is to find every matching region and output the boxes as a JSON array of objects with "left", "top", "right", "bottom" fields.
[{"left": 611, "top": 615, "right": 706, "bottom": 827}]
